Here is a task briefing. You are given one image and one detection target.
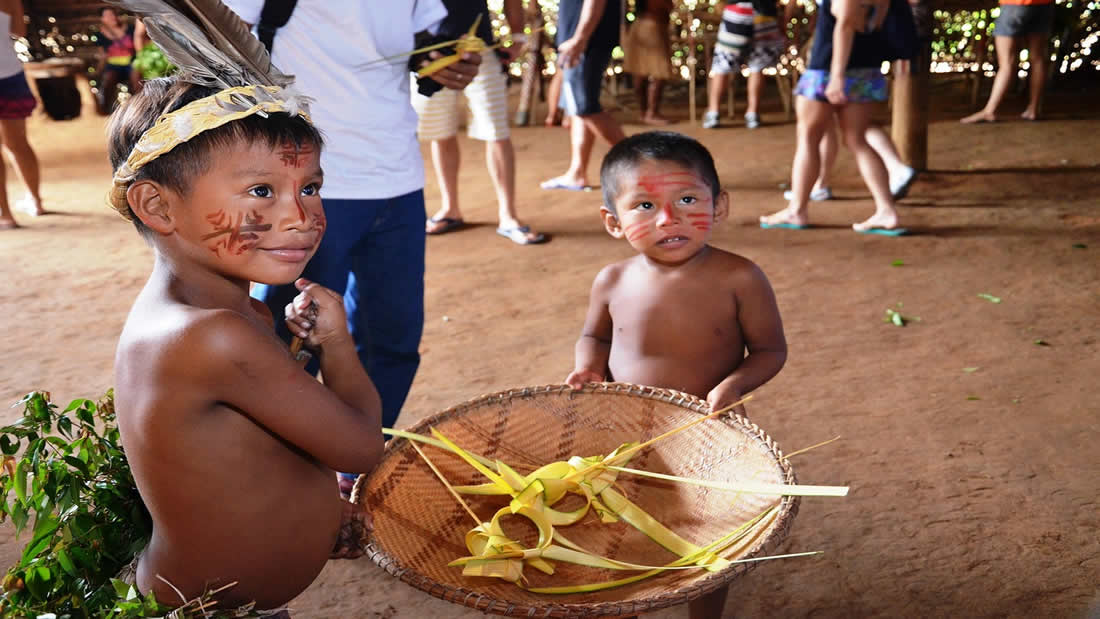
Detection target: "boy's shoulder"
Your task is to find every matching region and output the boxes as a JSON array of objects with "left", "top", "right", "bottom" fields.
[
  {"left": 591, "top": 255, "right": 643, "bottom": 290},
  {"left": 120, "top": 300, "right": 280, "bottom": 375}
]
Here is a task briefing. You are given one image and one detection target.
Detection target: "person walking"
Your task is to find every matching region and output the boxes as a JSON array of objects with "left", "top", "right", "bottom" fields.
[
  {"left": 960, "top": 0, "right": 1054, "bottom": 123},
  {"left": 414, "top": 0, "right": 548, "bottom": 245},
  {"left": 0, "top": 0, "right": 44, "bottom": 228},
  {"left": 540, "top": 0, "right": 627, "bottom": 192}
]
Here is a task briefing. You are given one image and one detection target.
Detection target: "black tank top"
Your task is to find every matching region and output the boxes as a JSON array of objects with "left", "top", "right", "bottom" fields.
[{"left": 808, "top": 0, "right": 885, "bottom": 70}]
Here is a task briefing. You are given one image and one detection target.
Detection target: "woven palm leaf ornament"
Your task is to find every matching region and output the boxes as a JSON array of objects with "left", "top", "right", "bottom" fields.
[
  {"left": 357, "top": 384, "right": 849, "bottom": 614},
  {"left": 105, "top": 0, "right": 312, "bottom": 220}
]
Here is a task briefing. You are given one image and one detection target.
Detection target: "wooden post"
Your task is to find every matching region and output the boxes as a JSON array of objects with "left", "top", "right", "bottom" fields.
[
  {"left": 514, "top": 3, "right": 546, "bottom": 126},
  {"left": 688, "top": 9, "right": 697, "bottom": 123},
  {"left": 891, "top": 0, "right": 932, "bottom": 170}
]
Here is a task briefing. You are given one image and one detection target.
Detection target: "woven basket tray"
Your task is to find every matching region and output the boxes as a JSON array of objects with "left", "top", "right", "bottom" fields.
[{"left": 357, "top": 383, "right": 800, "bottom": 618}]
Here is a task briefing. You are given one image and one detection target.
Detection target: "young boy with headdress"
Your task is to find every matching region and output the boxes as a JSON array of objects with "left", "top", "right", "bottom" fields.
[
  {"left": 105, "top": 0, "right": 382, "bottom": 612},
  {"left": 565, "top": 131, "right": 788, "bottom": 617}
]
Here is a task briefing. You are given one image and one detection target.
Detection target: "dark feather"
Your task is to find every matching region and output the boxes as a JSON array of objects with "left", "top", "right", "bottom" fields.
[{"left": 108, "top": 0, "right": 292, "bottom": 87}]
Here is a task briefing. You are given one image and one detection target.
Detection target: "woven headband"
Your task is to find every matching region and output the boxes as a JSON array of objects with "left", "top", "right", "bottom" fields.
[{"left": 108, "top": 85, "right": 311, "bottom": 221}]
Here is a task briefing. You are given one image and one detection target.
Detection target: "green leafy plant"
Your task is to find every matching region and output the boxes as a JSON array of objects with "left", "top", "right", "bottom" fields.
[
  {"left": 0, "top": 390, "right": 163, "bottom": 617},
  {"left": 132, "top": 43, "right": 177, "bottom": 79},
  {"left": 884, "top": 302, "right": 921, "bottom": 328}
]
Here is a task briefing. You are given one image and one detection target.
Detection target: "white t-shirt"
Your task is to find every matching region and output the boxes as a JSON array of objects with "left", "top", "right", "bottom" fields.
[{"left": 223, "top": 0, "right": 447, "bottom": 200}]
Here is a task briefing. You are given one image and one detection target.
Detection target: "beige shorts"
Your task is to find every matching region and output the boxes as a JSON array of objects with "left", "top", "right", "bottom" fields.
[{"left": 412, "top": 51, "right": 510, "bottom": 142}]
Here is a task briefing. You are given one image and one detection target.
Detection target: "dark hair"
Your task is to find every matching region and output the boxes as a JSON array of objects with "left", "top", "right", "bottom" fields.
[
  {"left": 107, "top": 77, "right": 324, "bottom": 236},
  {"left": 599, "top": 131, "right": 721, "bottom": 214}
]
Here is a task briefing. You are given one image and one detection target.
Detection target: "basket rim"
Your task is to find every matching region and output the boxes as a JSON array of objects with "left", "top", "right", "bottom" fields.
[{"left": 357, "top": 382, "right": 801, "bottom": 619}]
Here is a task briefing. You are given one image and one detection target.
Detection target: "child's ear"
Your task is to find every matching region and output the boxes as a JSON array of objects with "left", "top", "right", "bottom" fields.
[
  {"left": 127, "top": 180, "right": 176, "bottom": 234},
  {"left": 713, "top": 190, "right": 730, "bottom": 222},
  {"left": 600, "top": 206, "right": 625, "bottom": 239}
]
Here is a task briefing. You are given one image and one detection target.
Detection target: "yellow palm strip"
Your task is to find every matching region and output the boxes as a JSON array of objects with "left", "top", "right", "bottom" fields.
[{"left": 605, "top": 466, "right": 849, "bottom": 497}]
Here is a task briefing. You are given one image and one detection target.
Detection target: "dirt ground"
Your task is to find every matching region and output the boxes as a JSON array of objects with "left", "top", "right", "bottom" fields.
[{"left": 1, "top": 75, "right": 1098, "bottom": 618}]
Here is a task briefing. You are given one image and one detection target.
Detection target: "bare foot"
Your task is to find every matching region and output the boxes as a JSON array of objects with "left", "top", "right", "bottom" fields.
[
  {"left": 331, "top": 498, "right": 371, "bottom": 559},
  {"left": 642, "top": 114, "right": 672, "bottom": 126},
  {"left": 759, "top": 208, "right": 808, "bottom": 227},
  {"left": 960, "top": 110, "right": 996, "bottom": 124},
  {"left": 1021, "top": 109, "right": 1038, "bottom": 121},
  {"left": 0, "top": 217, "right": 18, "bottom": 230},
  {"left": 853, "top": 210, "right": 901, "bottom": 232}
]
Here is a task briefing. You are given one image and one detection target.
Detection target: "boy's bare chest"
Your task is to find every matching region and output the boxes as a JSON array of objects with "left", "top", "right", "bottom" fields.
[{"left": 608, "top": 279, "right": 740, "bottom": 348}]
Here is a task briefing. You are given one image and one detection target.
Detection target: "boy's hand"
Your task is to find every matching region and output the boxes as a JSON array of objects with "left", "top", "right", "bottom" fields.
[
  {"left": 284, "top": 278, "right": 350, "bottom": 350},
  {"left": 565, "top": 368, "right": 604, "bottom": 390},
  {"left": 707, "top": 383, "right": 747, "bottom": 417}
]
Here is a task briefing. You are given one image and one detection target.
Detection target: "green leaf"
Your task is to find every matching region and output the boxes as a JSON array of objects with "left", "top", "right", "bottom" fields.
[
  {"left": 966, "top": 395, "right": 981, "bottom": 400},
  {"left": 891, "top": 312, "right": 905, "bottom": 327},
  {"left": 111, "top": 578, "right": 133, "bottom": 598},
  {"left": 55, "top": 547, "right": 78, "bottom": 577},
  {"left": 977, "top": 293, "right": 1001, "bottom": 304},
  {"left": 0, "top": 433, "right": 17, "bottom": 455},
  {"left": 13, "top": 460, "right": 27, "bottom": 502},
  {"left": 962, "top": 367, "right": 980, "bottom": 372},
  {"left": 63, "top": 456, "right": 91, "bottom": 478},
  {"left": 1033, "top": 339, "right": 1049, "bottom": 346},
  {"left": 890, "top": 259, "right": 904, "bottom": 267}
]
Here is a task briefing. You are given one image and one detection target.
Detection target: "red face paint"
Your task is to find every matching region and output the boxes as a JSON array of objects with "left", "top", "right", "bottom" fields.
[
  {"left": 635, "top": 171, "right": 705, "bottom": 195},
  {"left": 202, "top": 209, "right": 272, "bottom": 256},
  {"left": 623, "top": 221, "right": 651, "bottom": 242},
  {"left": 278, "top": 141, "right": 316, "bottom": 169}
]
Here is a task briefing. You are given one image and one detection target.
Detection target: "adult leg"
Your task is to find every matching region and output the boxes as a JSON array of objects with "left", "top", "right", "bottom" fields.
[
  {"left": 545, "top": 70, "right": 565, "bottom": 126},
  {"left": 633, "top": 73, "right": 648, "bottom": 117},
  {"left": 347, "top": 191, "right": 427, "bottom": 429},
  {"left": 836, "top": 103, "right": 902, "bottom": 231},
  {"left": 745, "top": 70, "right": 765, "bottom": 119},
  {"left": 644, "top": 78, "right": 670, "bottom": 125},
  {"left": 1021, "top": 32, "right": 1049, "bottom": 120},
  {"left": 425, "top": 136, "right": 463, "bottom": 231},
  {"left": 961, "top": 35, "right": 1019, "bottom": 123},
  {"left": 98, "top": 70, "right": 120, "bottom": 115},
  {"left": 0, "top": 119, "right": 43, "bottom": 215},
  {"left": 705, "top": 72, "right": 731, "bottom": 116},
  {"left": 865, "top": 125, "right": 917, "bottom": 198},
  {"left": 761, "top": 96, "right": 832, "bottom": 226},
  {"left": 486, "top": 138, "right": 541, "bottom": 242},
  {"left": 817, "top": 118, "right": 839, "bottom": 191},
  {"left": 0, "top": 132, "right": 14, "bottom": 230}
]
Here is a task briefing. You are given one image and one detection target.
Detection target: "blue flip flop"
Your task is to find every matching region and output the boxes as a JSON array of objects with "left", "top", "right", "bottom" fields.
[
  {"left": 760, "top": 222, "right": 811, "bottom": 230},
  {"left": 540, "top": 178, "right": 591, "bottom": 191},
  {"left": 497, "top": 225, "right": 548, "bottom": 245},
  {"left": 856, "top": 227, "right": 910, "bottom": 237},
  {"left": 426, "top": 216, "right": 465, "bottom": 235}
]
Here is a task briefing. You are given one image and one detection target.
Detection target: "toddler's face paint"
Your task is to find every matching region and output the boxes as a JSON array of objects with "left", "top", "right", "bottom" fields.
[{"left": 278, "top": 140, "right": 316, "bottom": 169}]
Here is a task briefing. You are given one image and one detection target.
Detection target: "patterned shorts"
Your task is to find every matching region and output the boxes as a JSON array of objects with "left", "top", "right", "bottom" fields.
[
  {"left": 710, "top": 2, "right": 785, "bottom": 75},
  {"left": 0, "top": 72, "right": 37, "bottom": 119},
  {"left": 794, "top": 68, "right": 888, "bottom": 103},
  {"left": 412, "top": 51, "right": 510, "bottom": 142}
]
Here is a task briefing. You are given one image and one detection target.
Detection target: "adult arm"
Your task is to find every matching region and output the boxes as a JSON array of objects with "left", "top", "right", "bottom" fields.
[
  {"left": 3, "top": 0, "right": 25, "bottom": 37},
  {"left": 134, "top": 17, "right": 147, "bottom": 51},
  {"left": 557, "top": 0, "right": 610, "bottom": 69},
  {"left": 826, "top": 0, "right": 862, "bottom": 104},
  {"left": 706, "top": 263, "right": 788, "bottom": 413},
  {"left": 565, "top": 266, "right": 617, "bottom": 388}
]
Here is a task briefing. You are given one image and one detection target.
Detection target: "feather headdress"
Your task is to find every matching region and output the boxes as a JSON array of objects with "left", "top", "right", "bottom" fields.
[{"left": 106, "top": 0, "right": 311, "bottom": 220}]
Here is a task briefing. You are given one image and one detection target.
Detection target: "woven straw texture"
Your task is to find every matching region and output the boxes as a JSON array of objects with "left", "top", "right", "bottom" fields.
[{"left": 359, "top": 383, "right": 800, "bottom": 618}]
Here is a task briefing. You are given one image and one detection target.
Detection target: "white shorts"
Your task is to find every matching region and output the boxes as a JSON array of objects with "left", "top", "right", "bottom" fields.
[{"left": 412, "top": 52, "right": 510, "bottom": 142}]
